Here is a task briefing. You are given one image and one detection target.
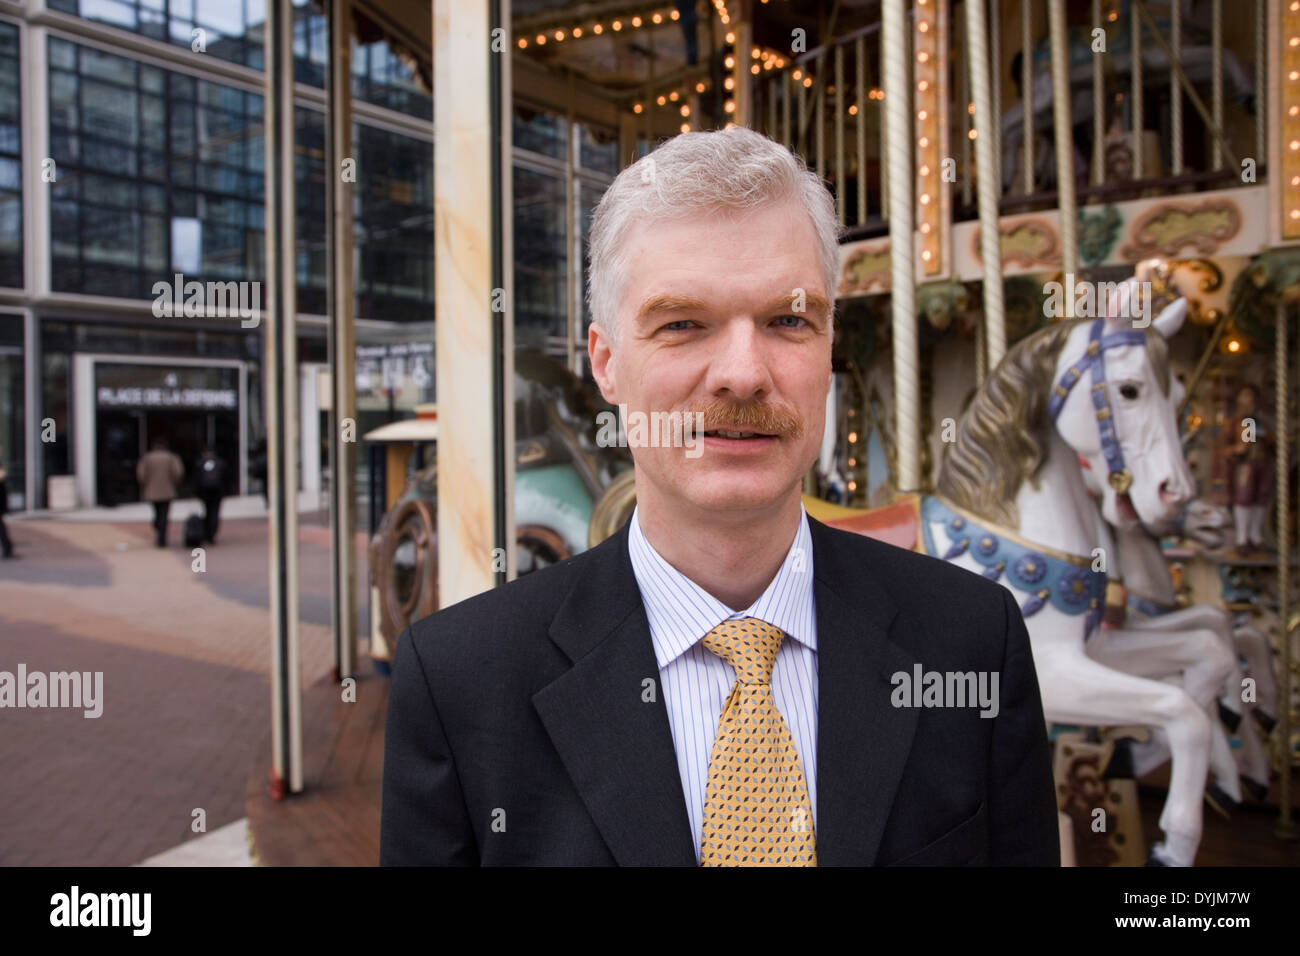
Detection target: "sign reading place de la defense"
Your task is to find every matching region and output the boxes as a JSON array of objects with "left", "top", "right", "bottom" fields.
[
  {"left": 95, "top": 367, "right": 239, "bottom": 411},
  {"left": 96, "top": 385, "right": 238, "bottom": 410}
]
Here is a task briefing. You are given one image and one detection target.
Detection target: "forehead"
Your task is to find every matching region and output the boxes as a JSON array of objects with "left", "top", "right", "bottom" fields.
[{"left": 618, "top": 200, "right": 827, "bottom": 302}]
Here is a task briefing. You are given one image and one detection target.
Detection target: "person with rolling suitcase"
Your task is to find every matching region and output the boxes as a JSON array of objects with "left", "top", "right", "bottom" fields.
[{"left": 195, "top": 447, "right": 228, "bottom": 544}]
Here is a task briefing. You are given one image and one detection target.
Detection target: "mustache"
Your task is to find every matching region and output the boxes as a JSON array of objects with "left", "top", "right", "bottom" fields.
[{"left": 678, "top": 397, "right": 805, "bottom": 439}]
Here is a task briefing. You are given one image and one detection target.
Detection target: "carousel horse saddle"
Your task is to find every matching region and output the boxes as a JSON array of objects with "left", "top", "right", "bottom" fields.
[{"left": 800, "top": 494, "right": 924, "bottom": 552}]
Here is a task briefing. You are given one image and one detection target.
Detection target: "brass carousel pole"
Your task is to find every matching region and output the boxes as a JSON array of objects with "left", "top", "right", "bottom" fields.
[
  {"left": 966, "top": 0, "right": 1007, "bottom": 367},
  {"left": 883, "top": 0, "right": 919, "bottom": 490},
  {"left": 1278, "top": 297, "right": 1296, "bottom": 840}
]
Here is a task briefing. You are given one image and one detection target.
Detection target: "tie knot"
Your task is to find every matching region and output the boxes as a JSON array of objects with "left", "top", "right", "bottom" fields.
[{"left": 701, "top": 617, "right": 785, "bottom": 685}]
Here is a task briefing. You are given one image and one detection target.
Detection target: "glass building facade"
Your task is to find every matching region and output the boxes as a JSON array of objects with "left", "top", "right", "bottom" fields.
[
  {"left": 12, "top": 2, "right": 437, "bottom": 511},
  {"left": 4, "top": 3, "right": 619, "bottom": 514}
]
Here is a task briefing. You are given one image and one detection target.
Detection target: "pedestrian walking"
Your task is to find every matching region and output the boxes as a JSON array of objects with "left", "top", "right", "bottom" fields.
[
  {"left": 196, "top": 447, "right": 228, "bottom": 544},
  {"left": 0, "top": 442, "right": 14, "bottom": 559},
  {"left": 136, "top": 438, "right": 183, "bottom": 547}
]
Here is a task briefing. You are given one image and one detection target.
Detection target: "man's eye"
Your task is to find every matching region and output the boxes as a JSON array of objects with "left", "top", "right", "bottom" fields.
[
  {"left": 775, "top": 314, "right": 807, "bottom": 328},
  {"left": 662, "top": 319, "right": 694, "bottom": 332}
]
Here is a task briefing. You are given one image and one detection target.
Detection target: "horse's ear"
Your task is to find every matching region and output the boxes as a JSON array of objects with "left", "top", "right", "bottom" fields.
[
  {"left": 1102, "top": 277, "right": 1141, "bottom": 332},
  {"left": 1153, "top": 297, "right": 1187, "bottom": 340}
]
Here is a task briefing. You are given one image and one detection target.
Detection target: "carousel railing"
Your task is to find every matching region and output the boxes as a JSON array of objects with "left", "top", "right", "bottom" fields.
[
  {"left": 749, "top": 0, "right": 1266, "bottom": 240},
  {"left": 752, "top": 23, "right": 886, "bottom": 238},
  {"left": 999, "top": 0, "right": 1267, "bottom": 215}
]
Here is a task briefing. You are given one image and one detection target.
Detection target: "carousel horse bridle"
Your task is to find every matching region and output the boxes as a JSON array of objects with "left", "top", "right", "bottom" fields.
[{"left": 1046, "top": 318, "right": 1148, "bottom": 496}]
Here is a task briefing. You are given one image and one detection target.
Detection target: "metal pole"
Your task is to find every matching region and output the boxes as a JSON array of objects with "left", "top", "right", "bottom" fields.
[
  {"left": 264, "top": 0, "right": 303, "bottom": 797},
  {"left": 961, "top": 15, "right": 973, "bottom": 210},
  {"left": 968, "top": 0, "right": 1007, "bottom": 366},
  {"left": 782, "top": 72, "right": 791, "bottom": 148},
  {"left": 1212, "top": 0, "right": 1223, "bottom": 170},
  {"left": 836, "top": 43, "right": 845, "bottom": 224},
  {"left": 325, "top": 0, "right": 357, "bottom": 684},
  {"left": 856, "top": 34, "right": 867, "bottom": 223},
  {"left": 883, "top": 0, "right": 918, "bottom": 491},
  {"left": 991, "top": 0, "right": 1002, "bottom": 193},
  {"left": 880, "top": 25, "right": 889, "bottom": 220},
  {"left": 1171, "top": 0, "right": 1183, "bottom": 175},
  {"left": 1256, "top": 0, "right": 1266, "bottom": 167},
  {"left": 815, "top": 53, "right": 826, "bottom": 177},
  {"left": 1092, "top": 0, "right": 1105, "bottom": 185},
  {"left": 1022, "top": 0, "right": 1034, "bottom": 195},
  {"left": 768, "top": 75, "right": 778, "bottom": 141},
  {"left": 736, "top": 10, "right": 753, "bottom": 128},
  {"left": 1278, "top": 299, "right": 1295, "bottom": 841},
  {"left": 1132, "top": 0, "right": 1143, "bottom": 179},
  {"left": 798, "top": 70, "right": 807, "bottom": 155},
  {"left": 1048, "top": 0, "right": 1078, "bottom": 280},
  {"left": 565, "top": 78, "right": 577, "bottom": 373}
]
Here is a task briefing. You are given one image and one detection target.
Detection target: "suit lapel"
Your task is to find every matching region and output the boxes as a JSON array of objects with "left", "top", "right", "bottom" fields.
[
  {"left": 810, "top": 516, "right": 920, "bottom": 865},
  {"left": 532, "top": 522, "right": 698, "bottom": 866}
]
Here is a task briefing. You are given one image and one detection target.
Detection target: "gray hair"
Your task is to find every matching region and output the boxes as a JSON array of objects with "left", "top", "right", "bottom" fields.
[{"left": 586, "top": 126, "right": 841, "bottom": 340}]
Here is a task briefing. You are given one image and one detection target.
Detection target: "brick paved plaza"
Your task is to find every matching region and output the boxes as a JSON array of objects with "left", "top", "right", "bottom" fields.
[{"left": 0, "top": 507, "right": 369, "bottom": 865}]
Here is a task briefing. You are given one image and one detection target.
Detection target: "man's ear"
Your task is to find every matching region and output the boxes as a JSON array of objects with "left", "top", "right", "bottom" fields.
[{"left": 589, "top": 321, "right": 619, "bottom": 404}]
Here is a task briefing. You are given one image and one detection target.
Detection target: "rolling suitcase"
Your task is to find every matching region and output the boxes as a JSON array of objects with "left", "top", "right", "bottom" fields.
[{"left": 184, "top": 513, "right": 205, "bottom": 548}]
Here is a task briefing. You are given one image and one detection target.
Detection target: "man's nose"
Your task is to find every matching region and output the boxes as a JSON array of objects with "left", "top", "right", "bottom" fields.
[{"left": 706, "top": 321, "right": 772, "bottom": 399}]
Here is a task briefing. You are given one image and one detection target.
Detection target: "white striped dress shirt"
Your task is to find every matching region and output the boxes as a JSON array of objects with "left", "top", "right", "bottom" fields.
[{"left": 627, "top": 505, "right": 819, "bottom": 862}]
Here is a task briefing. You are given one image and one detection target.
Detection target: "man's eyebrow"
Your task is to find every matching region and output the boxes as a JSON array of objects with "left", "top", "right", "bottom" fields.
[
  {"left": 634, "top": 291, "right": 831, "bottom": 324},
  {"left": 775, "top": 292, "right": 831, "bottom": 316},
  {"left": 634, "top": 294, "right": 711, "bottom": 324}
]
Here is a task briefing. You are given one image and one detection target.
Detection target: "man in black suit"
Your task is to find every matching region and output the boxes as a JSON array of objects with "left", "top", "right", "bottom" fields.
[{"left": 381, "top": 127, "right": 1059, "bottom": 866}]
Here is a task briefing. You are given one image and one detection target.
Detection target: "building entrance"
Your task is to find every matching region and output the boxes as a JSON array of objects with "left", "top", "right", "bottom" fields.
[
  {"left": 96, "top": 407, "right": 240, "bottom": 506},
  {"left": 79, "top": 358, "right": 245, "bottom": 508}
]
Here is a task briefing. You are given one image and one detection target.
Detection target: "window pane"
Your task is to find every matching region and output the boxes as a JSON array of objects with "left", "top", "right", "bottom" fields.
[
  {"left": 514, "top": 104, "right": 566, "bottom": 160},
  {"left": 513, "top": 164, "right": 567, "bottom": 349}
]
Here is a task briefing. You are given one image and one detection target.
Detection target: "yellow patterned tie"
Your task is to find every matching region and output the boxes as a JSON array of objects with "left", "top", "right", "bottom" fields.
[{"left": 698, "top": 617, "right": 817, "bottom": 866}]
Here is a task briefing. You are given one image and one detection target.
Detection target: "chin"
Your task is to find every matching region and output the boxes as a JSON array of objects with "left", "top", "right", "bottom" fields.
[{"left": 679, "top": 473, "right": 795, "bottom": 513}]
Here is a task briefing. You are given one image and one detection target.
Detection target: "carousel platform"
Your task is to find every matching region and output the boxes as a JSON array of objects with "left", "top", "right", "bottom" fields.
[
  {"left": 246, "top": 669, "right": 388, "bottom": 867},
  {"left": 246, "top": 667, "right": 1299, "bottom": 867}
]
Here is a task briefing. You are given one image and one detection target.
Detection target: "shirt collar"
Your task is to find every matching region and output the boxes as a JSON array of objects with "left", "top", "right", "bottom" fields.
[{"left": 628, "top": 504, "right": 818, "bottom": 670}]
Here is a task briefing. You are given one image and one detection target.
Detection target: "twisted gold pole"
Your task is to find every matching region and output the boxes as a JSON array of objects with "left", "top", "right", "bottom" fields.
[
  {"left": 884, "top": 0, "right": 918, "bottom": 490},
  {"left": 968, "top": 0, "right": 1007, "bottom": 367}
]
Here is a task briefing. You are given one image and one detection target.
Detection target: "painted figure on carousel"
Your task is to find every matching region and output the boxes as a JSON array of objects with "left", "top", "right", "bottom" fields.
[
  {"left": 1061, "top": 753, "right": 1121, "bottom": 867},
  {"left": 1219, "top": 384, "right": 1273, "bottom": 554}
]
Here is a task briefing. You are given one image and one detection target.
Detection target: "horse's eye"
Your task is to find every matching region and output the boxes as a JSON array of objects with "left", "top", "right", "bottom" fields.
[{"left": 1119, "top": 383, "right": 1140, "bottom": 400}]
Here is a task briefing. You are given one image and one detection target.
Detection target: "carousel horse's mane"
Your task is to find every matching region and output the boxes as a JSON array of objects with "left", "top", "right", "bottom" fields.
[{"left": 936, "top": 317, "right": 1171, "bottom": 527}]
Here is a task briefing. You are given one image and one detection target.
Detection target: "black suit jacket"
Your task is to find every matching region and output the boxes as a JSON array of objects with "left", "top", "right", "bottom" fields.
[{"left": 380, "top": 515, "right": 1060, "bottom": 865}]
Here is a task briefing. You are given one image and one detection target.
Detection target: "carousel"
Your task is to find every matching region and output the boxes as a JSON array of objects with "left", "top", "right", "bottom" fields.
[{"left": 333, "top": 0, "right": 1299, "bottom": 866}]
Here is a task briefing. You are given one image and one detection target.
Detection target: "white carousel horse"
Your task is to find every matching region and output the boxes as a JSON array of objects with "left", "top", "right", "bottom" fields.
[
  {"left": 927, "top": 281, "right": 1208, "bottom": 865},
  {"left": 1083, "top": 496, "right": 1243, "bottom": 810},
  {"left": 1087, "top": 483, "right": 1277, "bottom": 804}
]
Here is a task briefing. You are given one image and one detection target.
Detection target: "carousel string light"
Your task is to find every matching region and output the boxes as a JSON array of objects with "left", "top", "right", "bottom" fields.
[
  {"left": 515, "top": 8, "right": 679, "bottom": 47},
  {"left": 914, "top": 0, "right": 946, "bottom": 276},
  {"left": 1283, "top": 0, "right": 1300, "bottom": 236}
]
